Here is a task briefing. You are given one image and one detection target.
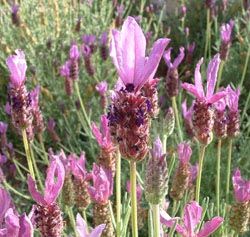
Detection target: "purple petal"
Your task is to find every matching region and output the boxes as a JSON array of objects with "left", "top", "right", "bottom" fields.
[
  {"left": 207, "top": 91, "right": 227, "bottom": 104},
  {"left": 182, "top": 83, "right": 201, "bottom": 99},
  {"left": 76, "top": 213, "right": 88, "bottom": 236},
  {"left": 4, "top": 208, "right": 19, "bottom": 237},
  {"left": 150, "top": 137, "right": 164, "bottom": 160},
  {"left": 138, "top": 38, "right": 170, "bottom": 89},
  {"left": 177, "top": 142, "right": 192, "bottom": 163},
  {"left": 0, "top": 188, "right": 12, "bottom": 223},
  {"left": 160, "top": 209, "right": 183, "bottom": 234},
  {"left": 197, "top": 217, "right": 223, "bottom": 237},
  {"left": 44, "top": 157, "right": 65, "bottom": 204},
  {"left": 163, "top": 48, "right": 173, "bottom": 68},
  {"left": 173, "top": 47, "right": 185, "bottom": 68},
  {"left": 194, "top": 58, "right": 205, "bottom": 98},
  {"left": 184, "top": 201, "right": 202, "bottom": 236},
  {"left": 89, "top": 224, "right": 106, "bottom": 237},
  {"left": 206, "top": 54, "right": 221, "bottom": 99},
  {"left": 27, "top": 175, "right": 46, "bottom": 206},
  {"left": 92, "top": 123, "right": 103, "bottom": 147},
  {"left": 19, "top": 213, "right": 33, "bottom": 237}
]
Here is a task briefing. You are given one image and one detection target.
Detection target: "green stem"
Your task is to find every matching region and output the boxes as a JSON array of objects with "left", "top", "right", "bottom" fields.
[
  {"left": 216, "top": 60, "right": 225, "bottom": 91},
  {"left": 21, "top": 129, "right": 35, "bottom": 179},
  {"left": 171, "top": 97, "right": 183, "bottom": 142},
  {"left": 162, "top": 135, "right": 167, "bottom": 154},
  {"left": 226, "top": 139, "right": 233, "bottom": 203},
  {"left": 67, "top": 206, "right": 77, "bottom": 237},
  {"left": 116, "top": 152, "right": 121, "bottom": 237},
  {"left": 195, "top": 144, "right": 206, "bottom": 203},
  {"left": 216, "top": 139, "right": 221, "bottom": 215},
  {"left": 130, "top": 161, "right": 138, "bottom": 237},
  {"left": 239, "top": 45, "right": 250, "bottom": 89},
  {"left": 38, "top": 133, "right": 48, "bottom": 164},
  {"left": 152, "top": 204, "right": 160, "bottom": 237},
  {"left": 204, "top": 9, "right": 211, "bottom": 61},
  {"left": 74, "top": 81, "right": 91, "bottom": 131},
  {"left": 3, "top": 181, "right": 31, "bottom": 200},
  {"left": 148, "top": 207, "right": 153, "bottom": 237},
  {"left": 30, "top": 142, "right": 44, "bottom": 190}
]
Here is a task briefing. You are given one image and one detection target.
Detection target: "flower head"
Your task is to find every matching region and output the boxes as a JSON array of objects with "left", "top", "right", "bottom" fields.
[
  {"left": 28, "top": 156, "right": 65, "bottom": 206},
  {"left": 69, "top": 43, "right": 80, "bottom": 60},
  {"left": 82, "top": 34, "right": 96, "bottom": 46},
  {"left": 214, "top": 96, "right": 227, "bottom": 112},
  {"left": 92, "top": 115, "right": 113, "bottom": 150},
  {"left": 11, "top": 4, "right": 19, "bottom": 14},
  {"left": 88, "top": 164, "right": 113, "bottom": 204},
  {"left": 232, "top": 168, "right": 250, "bottom": 203},
  {"left": 95, "top": 81, "right": 108, "bottom": 96},
  {"left": 226, "top": 86, "right": 240, "bottom": 112},
  {"left": 60, "top": 61, "right": 71, "bottom": 78},
  {"left": 188, "top": 163, "right": 199, "bottom": 187},
  {"left": 6, "top": 50, "right": 27, "bottom": 88},
  {"left": 30, "top": 86, "right": 40, "bottom": 109},
  {"left": 76, "top": 213, "right": 105, "bottom": 237},
  {"left": 47, "top": 118, "right": 56, "bottom": 131},
  {"left": 82, "top": 45, "right": 92, "bottom": 58},
  {"left": 220, "top": 20, "right": 234, "bottom": 44},
  {"left": 150, "top": 137, "right": 165, "bottom": 162},
  {"left": 110, "top": 16, "right": 170, "bottom": 91},
  {"left": 182, "top": 54, "right": 226, "bottom": 104},
  {"left": 164, "top": 47, "right": 185, "bottom": 69},
  {"left": 177, "top": 142, "right": 192, "bottom": 164},
  {"left": 100, "top": 32, "right": 108, "bottom": 46}
]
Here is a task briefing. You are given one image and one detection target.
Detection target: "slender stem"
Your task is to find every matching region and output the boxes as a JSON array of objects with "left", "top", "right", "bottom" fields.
[
  {"left": 216, "top": 60, "right": 225, "bottom": 91},
  {"left": 216, "top": 139, "right": 221, "bottom": 215},
  {"left": 171, "top": 97, "right": 183, "bottom": 142},
  {"left": 204, "top": 9, "right": 211, "bottom": 61},
  {"left": 195, "top": 144, "right": 206, "bottom": 203},
  {"left": 130, "top": 161, "right": 138, "bottom": 237},
  {"left": 152, "top": 204, "right": 160, "bottom": 237},
  {"left": 21, "top": 129, "right": 35, "bottom": 179},
  {"left": 74, "top": 81, "right": 91, "bottom": 131},
  {"left": 148, "top": 207, "right": 153, "bottom": 237},
  {"left": 162, "top": 135, "right": 167, "bottom": 154},
  {"left": 67, "top": 206, "right": 78, "bottom": 237},
  {"left": 226, "top": 139, "right": 233, "bottom": 203},
  {"left": 30, "top": 142, "right": 44, "bottom": 190},
  {"left": 171, "top": 200, "right": 177, "bottom": 217},
  {"left": 116, "top": 152, "right": 121, "bottom": 237},
  {"left": 239, "top": 45, "right": 250, "bottom": 89},
  {"left": 3, "top": 181, "right": 31, "bottom": 200},
  {"left": 38, "top": 133, "right": 48, "bottom": 164}
]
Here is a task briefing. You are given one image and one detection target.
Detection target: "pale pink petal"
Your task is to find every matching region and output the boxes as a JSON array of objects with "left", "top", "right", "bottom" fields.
[
  {"left": 163, "top": 48, "right": 173, "bottom": 68},
  {"left": 27, "top": 175, "right": 46, "bottom": 206},
  {"left": 184, "top": 201, "right": 202, "bottom": 236},
  {"left": 197, "top": 217, "right": 223, "bottom": 237},
  {"left": 4, "top": 208, "right": 20, "bottom": 236},
  {"left": 138, "top": 38, "right": 170, "bottom": 89},
  {"left": 177, "top": 142, "right": 192, "bottom": 163},
  {"left": 207, "top": 91, "right": 227, "bottom": 104},
  {"left": 44, "top": 157, "right": 65, "bottom": 204},
  {"left": 0, "top": 188, "right": 12, "bottom": 223},
  {"left": 194, "top": 58, "right": 205, "bottom": 98},
  {"left": 19, "top": 213, "right": 33, "bottom": 237},
  {"left": 181, "top": 99, "right": 187, "bottom": 117},
  {"left": 206, "top": 54, "right": 221, "bottom": 99},
  {"left": 173, "top": 47, "right": 185, "bottom": 68},
  {"left": 92, "top": 123, "right": 103, "bottom": 146},
  {"left": 182, "top": 83, "right": 201, "bottom": 99},
  {"left": 160, "top": 209, "right": 183, "bottom": 234},
  {"left": 89, "top": 224, "right": 106, "bottom": 237},
  {"left": 76, "top": 213, "right": 88, "bottom": 236}
]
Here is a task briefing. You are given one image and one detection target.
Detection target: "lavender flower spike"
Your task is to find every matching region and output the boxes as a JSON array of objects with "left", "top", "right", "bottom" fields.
[
  {"left": 177, "top": 142, "right": 192, "bottom": 164},
  {"left": 220, "top": 20, "right": 234, "bottom": 60},
  {"left": 182, "top": 54, "right": 226, "bottom": 104},
  {"left": 76, "top": 213, "right": 105, "bottom": 237},
  {"left": 28, "top": 156, "right": 65, "bottom": 206},
  {"left": 95, "top": 81, "right": 108, "bottom": 97},
  {"left": 164, "top": 47, "right": 185, "bottom": 70},
  {"left": 110, "top": 16, "right": 170, "bottom": 91},
  {"left": 6, "top": 50, "right": 27, "bottom": 88}
]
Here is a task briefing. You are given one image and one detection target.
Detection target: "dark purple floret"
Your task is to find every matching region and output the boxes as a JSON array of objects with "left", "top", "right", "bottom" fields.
[{"left": 125, "top": 83, "right": 135, "bottom": 92}]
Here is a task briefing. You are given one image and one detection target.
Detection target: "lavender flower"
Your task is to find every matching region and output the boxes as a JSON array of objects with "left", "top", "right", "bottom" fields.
[
  {"left": 82, "top": 45, "right": 95, "bottom": 76},
  {"left": 76, "top": 213, "right": 105, "bottom": 237},
  {"left": 220, "top": 20, "right": 234, "bottom": 60},
  {"left": 28, "top": 156, "right": 65, "bottom": 237},
  {"left": 0, "top": 188, "right": 12, "bottom": 226},
  {"left": 0, "top": 122, "right": 8, "bottom": 149},
  {"left": 181, "top": 100, "right": 194, "bottom": 138},
  {"left": 214, "top": 96, "right": 227, "bottom": 138},
  {"left": 99, "top": 32, "right": 108, "bottom": 61},
  {"left": 69, "top": 43, "right": 80, "bottom": 81},
  {"left": 186, "top": 42, "right": 196, "bottom": 64},
  {"left": 60, "top": 60, "right": 73, "bottom": 96},
  {"left": 182, "top": 54, "right": 226, "bottom": 144},
  {"left": 11, "top": 4, "right": 20, "bottom": 26},
  {"left": 164, "top": 47, "right": 185, "bottom": 97},
  {"left": 95, "top": 81, "right": 108, "bottom": 110},
  {"left": 47, "top": 118, "right": 60, "bottom": 143},
  {"left": 82, "top": 34, "right": 96, "bottom": 53}
]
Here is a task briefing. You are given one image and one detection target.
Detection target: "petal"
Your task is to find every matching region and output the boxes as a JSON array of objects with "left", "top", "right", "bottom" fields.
[
  {"left": 120, "top": 16, "right": 146, "bottom": 86},
  {"left": 206, "top": 54, "right": 221, "bottom": 99},
  {"left": 197, "top": 217, "right": 223, "bottom": 237},
  {"left": 184, "top": 201, "right": 202, "bottom": 236},
  {"left": 110, "top": 29, "right": 126, "bottom": 83},
  {"left": 173, "top": 47, "right": 185, "bottom": 68},
  {"left": 76, "top": 213, "right": 88, "bottom": 236},
  {"left": 207, "top": 91, "right": 226, "bottom": 104},
  {"left": 194, "top": 58, "right": 205, "bottom": 98},
  {"left": 19, "top": 213, "right": 33, "bottom": 237},
  {"left": 44, "top": 157, "right": 65, "bottom": 204},
  {"left": 0, "top": 188, "right": 12, "bottom": 223},
  {"left": 5, "top": 208, "right": 20, "bottom": 237},
  {"left": 163, "top": 48, "right": 173, "bottom": 68},
  {"left": 27, "top": 175, "right": 46, "bottom": 206},
  {"left": 182, "top": 83, "right": 202, "bottom": 99},
  {"left": 89, "top": 224, "right": 106, "bottom": 237},
  {"left": 92, "top": 123, "right": 103, "bottom": 147},
  {"left": 138, "top": 38, "right": 170, "bottom": 89}
]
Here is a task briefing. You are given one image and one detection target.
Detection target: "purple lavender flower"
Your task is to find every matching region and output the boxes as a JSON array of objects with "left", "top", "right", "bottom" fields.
[
  {"left": 214, "top": 96, "right": 227, "bottom": 138},
  {"left": 69, "top": 43, "right": 80, "bottom": 60},
  {"left": 11, "top": 4, "right": 20, "bottom": 26},
  {"left": 69, "top": 43, "right": 80, "bottom": 81},
  {"left": 99, "top": 32, "right": 108, "bottom": 60},
  {"left": 76, "top": 213, "right": 105, "bottom": 237},
  {"left": 181, "top": 99, "right": 194, "bottom": 138},
  {"left": 220, "top": 20, "right": 234, "bottom": 60},
  {"left": 0, "top": 122, "right": 8, "bottom": 149},
  {"left": 6, "top": 50, "right": 27, "bottom": 88},
  {"left": 60, "top": 60, "right": 73, "bottom": 96},
  {"left": 95, "top": 81, "right": 108, "bottom": 97},
  {"left": 88, "top": 164, "right": 113, "bottom": 204},
  {"left": 164, "top": 47, "right": 185, "bottom": 97},
  {"left": 182, "top": 54, "right": 226, "bottom": 144},
  {"left": 82, "top": 45, "right": 95, "bottom": 76},
  {"left": 110, "top": 16, "right": 170, "bottom": 91},
  {"left": 47, "top": 118, "right": 60, "bottom": 143},
  {"left": 180, "top": 5, "right": 187, "bottom": 18},
  {"left": 186, "top": 42, "right": 196, "bottom": 64},
  {"left": 82, "top": 34, "right": 96, "bottom": 53}
]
